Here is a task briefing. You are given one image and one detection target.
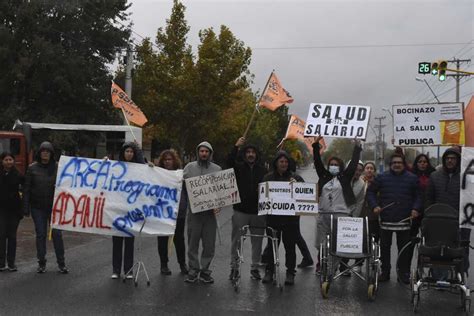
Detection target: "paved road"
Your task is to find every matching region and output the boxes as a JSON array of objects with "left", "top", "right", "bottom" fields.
[{"left": 0, "top": 168, "right": 472, "bottom": 315}]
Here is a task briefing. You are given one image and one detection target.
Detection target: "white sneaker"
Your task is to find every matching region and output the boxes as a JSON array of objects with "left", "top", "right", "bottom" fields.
[
  {"left": 126, "top": 274, "right": 134, "bottom": 279},
  {"left": 354, "top": 266, "right": 362, "bottom": 273},
  {"left": 111, "top": 273, "right": 119, "bottom": 279}
]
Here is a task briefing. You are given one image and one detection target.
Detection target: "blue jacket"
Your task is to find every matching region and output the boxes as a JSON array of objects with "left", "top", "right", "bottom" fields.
[{"left": 367, "top": 170, "right": 421, "bottom": 223}]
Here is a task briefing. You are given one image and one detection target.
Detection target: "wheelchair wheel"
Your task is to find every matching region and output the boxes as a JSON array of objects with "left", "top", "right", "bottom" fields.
[
  {"left": 367, "top": 284, "right": 376, "bottom": 301},
  {"left": 321, "top": 281, "right": 330, "bottom": 299}
]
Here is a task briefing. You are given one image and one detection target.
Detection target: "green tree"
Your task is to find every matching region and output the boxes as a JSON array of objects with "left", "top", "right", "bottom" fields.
[{"left": 0, "top": 0, "right": 131, "bottom": 148}]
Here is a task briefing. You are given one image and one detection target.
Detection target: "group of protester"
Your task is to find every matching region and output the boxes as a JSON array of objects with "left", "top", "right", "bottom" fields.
[{"left": 0, "top": 137, "right": 470, "bottom": 288}]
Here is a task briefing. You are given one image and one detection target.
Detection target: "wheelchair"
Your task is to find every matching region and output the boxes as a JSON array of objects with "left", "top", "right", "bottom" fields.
[
  {"left": 232, "top": 225, "right": 282, "bottom": 292},
  {"left": 410, "top": 203, "right": 471, "bottom": 314},
  {"left": 319, "top": 212, "right": 380, "bottom": 301}
]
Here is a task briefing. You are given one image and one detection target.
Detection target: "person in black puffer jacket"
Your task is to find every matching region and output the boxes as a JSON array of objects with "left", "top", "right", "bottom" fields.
[
  {"left": 0, "top": 152, "right": 24, "bottom": 271},
  {"left": 23, "top": 141, "right": 68, "bottom": 274},
  {"left": 227, "top": 137, "right": 267, "bottom": 281},
  {"left": 261, "top": 151, "right": 304, "bottom": 286}
]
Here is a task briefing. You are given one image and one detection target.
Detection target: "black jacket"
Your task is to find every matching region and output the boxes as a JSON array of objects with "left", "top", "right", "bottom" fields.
[
  {"left": 263, "top": 151, "right": 304, "bottom": 226},
  {"left": 313, "top": 142, "right": 362, "bottom": 207},
  {"left": 0, "top": 167, "right": 24, "bottom": 218},
  {"left": 227, "top": 145, "right": 267, "bottom": 214},
  {"left": 23, "top": 142, "right": 58, "bottom": 214},
  {"left": 426, "top": 147, "right": 461, "bottom": 211}
]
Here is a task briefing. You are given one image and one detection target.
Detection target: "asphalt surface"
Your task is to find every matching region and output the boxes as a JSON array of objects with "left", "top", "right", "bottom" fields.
[{"left": 1, "top": 168, "right": 473, "bottom": 315}]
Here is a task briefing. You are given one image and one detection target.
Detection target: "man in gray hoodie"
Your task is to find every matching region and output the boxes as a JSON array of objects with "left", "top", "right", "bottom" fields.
[{"left": 183, "top": 141, "right": 221, "bottom": 284}]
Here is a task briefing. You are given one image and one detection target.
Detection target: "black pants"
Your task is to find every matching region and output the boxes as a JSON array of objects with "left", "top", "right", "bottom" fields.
[
  {"left": 0, "top": 212, "right": 20, "bottom": 267},
  {"left": 263, "top": 220, "right": 298, "bottom": 274},
  {"left": 296, "top": 222, "right": 313, "bottom": 262},
  {"left": 380, "top": 229, "right": 412, "bottom": 275},
  {"left": 368, "top": 220, "right": 380, "bottom": 243},
  {"left": 158, "top": 217, "right": 186, "bottom": 266},
  {"left": 112, "top": 236, "right": 134, "bottom": 274}
]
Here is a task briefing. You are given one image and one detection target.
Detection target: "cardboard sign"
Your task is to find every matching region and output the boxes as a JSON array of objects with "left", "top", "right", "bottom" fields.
[
  {"left": 460, "top": 147, "right": 474, "bottom": 228},
  {"left": 258, "top": 181, "right": 318, "bottom": 216},
  {"left": 185, "top": 169, "right": 240, "bottom": 213},
  {"left": 393, "top": 102, "right": 465, "bottom": 146},
  {"left": 51, "top": 156, "right": 183, "bottom": 237},
  {"left": 336, "top": 217, "right": 364, "bottom": 253},
  {"left": 304, "top": 103, "right": 370, "bottom": 139}
]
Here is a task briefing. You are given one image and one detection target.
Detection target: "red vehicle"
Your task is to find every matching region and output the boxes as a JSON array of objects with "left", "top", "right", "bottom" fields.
[{"left": 0, "top": 130, "right": 30, "bottom": 175}]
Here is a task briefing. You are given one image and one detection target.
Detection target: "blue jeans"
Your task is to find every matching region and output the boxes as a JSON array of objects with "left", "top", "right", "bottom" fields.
[{"left": 31, "top": 208, "right": 65, "bottom": 266}]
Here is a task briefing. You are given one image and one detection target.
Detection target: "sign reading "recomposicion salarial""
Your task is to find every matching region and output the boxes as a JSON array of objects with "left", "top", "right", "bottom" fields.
[{"left": 392, "top": 102, "right": 465, "bottom": 146}]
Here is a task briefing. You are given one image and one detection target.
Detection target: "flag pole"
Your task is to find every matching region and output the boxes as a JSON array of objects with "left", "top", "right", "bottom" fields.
[
  {"left": 242, "top": 70, "right": 274, "bottom": 138},
  {"left": 120, "top": 107, "right": 138, "bottom": 143}
]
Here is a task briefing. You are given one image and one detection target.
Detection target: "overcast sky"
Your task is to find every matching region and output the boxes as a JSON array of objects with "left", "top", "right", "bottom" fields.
[{"left": 125, "top": 0, "right": 473, "bottom": 146}]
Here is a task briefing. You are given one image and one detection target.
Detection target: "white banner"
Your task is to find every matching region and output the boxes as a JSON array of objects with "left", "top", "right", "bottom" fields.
[
  {"left": 336, "top": 217, "right": 364, "bottom": 253},
  {"left": 51, "top": 156, "right": 183, "bottom": 237},
  {"left": 258, "top": 181, "right": 318, "bottom": 216},
  {"left": 460, "top": 147, "right": 474, "bottom": 228},
  {"left": 304, "top": 103, "right": 370, "bottom": 139},
  {"left": 393, "top": 102, "right": 464, "bottom": 146},
  {"left": 185, "top": 169, "right": 240, "bottom": 213}
]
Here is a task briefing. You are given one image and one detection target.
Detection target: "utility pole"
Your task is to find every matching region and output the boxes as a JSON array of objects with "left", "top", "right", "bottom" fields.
[
  {"left": 447, "top": 58, "right": 471, "bottom": 102},
  {"left": 374, "top": 116, "right": 386, "bottom": 173},
  {"left": 125, "top": 45, "right": 133, "bottom": 98}
]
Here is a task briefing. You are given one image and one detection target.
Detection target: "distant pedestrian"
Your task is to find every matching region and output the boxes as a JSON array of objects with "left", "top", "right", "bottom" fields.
[{"left": 0, "top": 152, "right": 24, "bottom": 272}]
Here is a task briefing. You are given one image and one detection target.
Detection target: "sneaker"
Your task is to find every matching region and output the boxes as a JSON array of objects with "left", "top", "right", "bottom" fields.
[
  {"left": 184, "top": 273, "right": 198, "bottom": 283},
  {"left": 285, "top": 272, "right": 295, "bottom": 285},
  {"left": 229, "top": 269, "right": 239, "bottom": 280},
  {"left": 379, "top": 272, "right": 390, "bottom": 282},
  {"left": 353, "top": 265, "right": 362, "bottom": 273},
  {"left": 111, "top": 273, "right": 120, "bottom": 279},
  {"left": 37, "top": 265, "right": 46, "bottom": 274},
  {"left": 297, "top": 259, "right": 314, "bottom": 268},
  {"left": 199, "top": 273, "right": 214, "bottom": 284},
  {"left": 0, "top": 265, "right": 7, "bottom": 272},
  {"left": 58, "top": 265, "right": 69, "bottom": 274},
  {"left": 250, "top": 269, "right": 261, "bottom": 280},
  {"left": 262, "top": 270, "right": 273, "bottom": 284},
  {"left": 8, "top": 265, "right": 17, "bottom": 272},
  {"left": 161, "top": 266, "right": 172, "bottom": 275},
  {"left": 179, "top": 263, "right": 189, "bottom": 275},
  {"left": 125, "top": 274, "right": 134, "bottom": 280}
]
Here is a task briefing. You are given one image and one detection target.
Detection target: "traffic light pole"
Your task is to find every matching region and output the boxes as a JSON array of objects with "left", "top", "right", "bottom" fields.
[{"left": 374, "top": 116, "right": 386, "bottom": 173}]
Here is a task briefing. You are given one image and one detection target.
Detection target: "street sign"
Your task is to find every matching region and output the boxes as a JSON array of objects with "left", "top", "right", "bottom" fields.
[{"left": 418, "top": 62, "right": 431, "bottom": 74}]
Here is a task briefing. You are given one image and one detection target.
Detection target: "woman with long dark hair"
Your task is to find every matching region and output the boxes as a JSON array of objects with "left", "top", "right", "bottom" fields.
[
  {"left": 0, "top": 152, "right": 24, "bottom": 271},
  {"left": 410, "top": 154, "right": 435, "bottom": 236}
]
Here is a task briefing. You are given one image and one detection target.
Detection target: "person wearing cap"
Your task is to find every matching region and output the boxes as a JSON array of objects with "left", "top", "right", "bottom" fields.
[
  {"left": 227, "top": 137, "right": 267, "bottom": 281},
  {"left": 261, "top": 150, "right": 304, "bottom": 286},
  {"left": 23, "top": 141, "right": 68, "bottom": 274},
  {"left": 110, "top": 142, "right": 145, "bottom": 280},
  {"left": 367, "top": 153, "right": 421, "bottom": 283},
  {"left": 183, "top": 141, "right": 222, "bottom": 284}
]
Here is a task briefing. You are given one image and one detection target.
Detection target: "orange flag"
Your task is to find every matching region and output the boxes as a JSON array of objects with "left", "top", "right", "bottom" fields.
[
  {"left": 258, "top": 72, "right": 293, "bottom": 111},
  {"left": 280, "top": 114, "right": 326, "bottom": 154},
  {"left": 466, "top": 96, "right": 474, "bottom": 146},
  {"left": 111, "top": 81, "right": 148, "bottom": 127}
]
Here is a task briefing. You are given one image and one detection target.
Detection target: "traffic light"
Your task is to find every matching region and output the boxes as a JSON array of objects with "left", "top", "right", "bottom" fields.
[
  {"left": 431, "top": 61, "right": 439, "bottom": 75},
  {"left": 438, "top": 60, "right": 447, "bottom": 81}
]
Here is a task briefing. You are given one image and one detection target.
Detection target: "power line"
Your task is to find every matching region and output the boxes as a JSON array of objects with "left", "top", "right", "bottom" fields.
[{"left": 252, "top": 42, "right": 471, "bottom": 51}]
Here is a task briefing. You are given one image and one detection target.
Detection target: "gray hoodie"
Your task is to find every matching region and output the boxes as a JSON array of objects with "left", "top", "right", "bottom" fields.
[{"left": 183, "top": 141, "right": 222, "bottom": 214}]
